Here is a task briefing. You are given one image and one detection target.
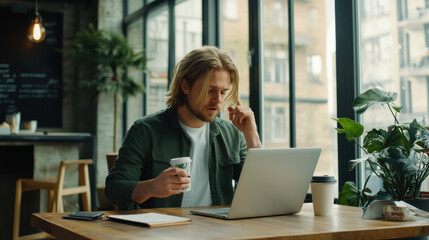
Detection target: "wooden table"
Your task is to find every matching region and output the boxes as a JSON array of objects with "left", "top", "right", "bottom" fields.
[{"left": 32, "top": 203, "right": 429, "bottom": 240}]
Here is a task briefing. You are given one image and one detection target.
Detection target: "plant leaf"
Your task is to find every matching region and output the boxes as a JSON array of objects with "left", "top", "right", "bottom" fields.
[
  {"left": 384, "top": 148, "right": 417, "bottom": 176},
  {"left": 352, "top": 88, "right": 397, "bottom": 114},
  {"left": 363, "top": 129, "right": 388, "bottom": 153},
  {"left": 338, "top": 181, "right": 360, "bottom": 206},
  {"left": 408, "top": 119, "right": 420, "bottom": 144},
  {"left": 349, "top": 156, "right": 368, "bottom": 170},
  {"left": 392, "top": 103, "right": 403, "bottom": 113},
  {"left": 334, "top": 118, "right": 364, "bottom": 141},
  {"left": 385, "top": 125, "right": 411, "bottom": 155}
]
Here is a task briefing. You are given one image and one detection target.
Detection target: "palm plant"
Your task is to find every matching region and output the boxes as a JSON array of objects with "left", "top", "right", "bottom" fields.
[{"left": 61, "top": 24, "right": 147, "bottom": 152}]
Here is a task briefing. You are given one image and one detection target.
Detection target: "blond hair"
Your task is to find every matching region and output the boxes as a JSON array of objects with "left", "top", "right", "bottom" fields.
[{"left": 165, "top": 46, "right": 239, "bottom": 110}]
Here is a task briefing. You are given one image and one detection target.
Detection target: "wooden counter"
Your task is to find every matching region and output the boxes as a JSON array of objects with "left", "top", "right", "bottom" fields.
[
  {"left": 0, "top": 132, "right": 97, "bottom": 210},
  {"left": 0, "top": 132, "right": 97, "bottom": 238}
]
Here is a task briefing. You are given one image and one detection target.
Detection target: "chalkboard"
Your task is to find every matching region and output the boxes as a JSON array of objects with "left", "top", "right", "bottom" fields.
[{"left": 0, "top": 6, "right": 63, "bottom": 128}]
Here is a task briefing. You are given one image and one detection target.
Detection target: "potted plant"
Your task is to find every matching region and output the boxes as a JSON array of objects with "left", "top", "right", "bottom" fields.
[
  {"left": 334, "top": 88, "right": 429, "bottom": 208},
  {"left": 61, "top": 24, "right": 147, "bottom": 152}
]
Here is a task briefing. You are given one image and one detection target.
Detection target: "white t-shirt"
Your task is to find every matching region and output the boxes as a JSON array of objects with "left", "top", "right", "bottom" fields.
[{"left": 179, "top": 121, "right": 212, "bottom": 207}]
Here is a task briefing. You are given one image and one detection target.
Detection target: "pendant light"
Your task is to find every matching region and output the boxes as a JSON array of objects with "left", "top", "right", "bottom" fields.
[{"left": 27, "top": 0, "right": 46, "bottom": 43}]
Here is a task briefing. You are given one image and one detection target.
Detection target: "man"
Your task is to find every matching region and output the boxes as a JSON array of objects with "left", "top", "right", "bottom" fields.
[{"left": 105, "top": 46, "right": 262, "bottom": 210}]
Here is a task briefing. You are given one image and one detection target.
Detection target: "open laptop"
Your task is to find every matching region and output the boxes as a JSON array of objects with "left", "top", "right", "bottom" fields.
[{"left": 190, "top": 147, "right": 321, "bottom": 219}]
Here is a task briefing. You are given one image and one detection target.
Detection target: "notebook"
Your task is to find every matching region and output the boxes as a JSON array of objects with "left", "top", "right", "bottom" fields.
[
  {"left": 107, "top": 212, "right": 191, "bottom": 227},
  {"left": 190, "top": 147, "right": 321, "bottom": 219}
]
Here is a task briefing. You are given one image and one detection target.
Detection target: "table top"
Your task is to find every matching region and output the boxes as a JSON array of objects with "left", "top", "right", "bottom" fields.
[{"left": 32, "top": 203, "right": 429, "bottom": 240}]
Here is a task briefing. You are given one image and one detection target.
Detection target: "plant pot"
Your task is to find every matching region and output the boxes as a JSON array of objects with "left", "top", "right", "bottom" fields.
[
  {"left": 403, "top": 198, "right": 429, "bottom": 212},
  {"left": 402, "top": 198, "right": 429, "bottom": 239}
]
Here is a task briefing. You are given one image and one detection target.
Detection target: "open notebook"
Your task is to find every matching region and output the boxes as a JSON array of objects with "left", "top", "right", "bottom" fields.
[{"left": 190, "top": 147, "right": 321, "bottom": 219}]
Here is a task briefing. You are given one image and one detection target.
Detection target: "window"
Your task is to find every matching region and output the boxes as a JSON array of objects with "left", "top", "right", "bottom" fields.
[
  {"left": 220, "top": 0, "right": 249, "bottom": 107},
  {"left": 126, "top": 0, "right": 144, "bottom": 15},
  {"left": 175, "top": 0, "right": 202, "bottom": 63},
  {"left": 306, "top": 55, "right": 322, "bottom": 83},
  {"left": 264, "top": 49, "right": 288, "bottom": 83},
  {"left": 261, "top": 0, "right": 337, "bottom": 184},
  {"left": 262, "top": 0, "right": 290, "bottom": 148},
  {"left": 126, "top": 17, "right": 144, "bottom": 127},
  {"left": 358, "top": 0, "right": 429, "bottom": 190},
  {"left": 123, "top": 0, "right": 338, "bottom": 193},
  {"left": 223, "top": 0, "right": 238, "bottom": 21},
  {"left": 264, "top": 105, "right": 287, "bottom": 142},
  {"left": 147, "top": 5, "right": 169, "bottom": 114},
  {"left": 273, "top": 2, "right": 286, "bottom": 28},
  {"left": 306, "top": 7, "right": 318, "bottom": 30}
]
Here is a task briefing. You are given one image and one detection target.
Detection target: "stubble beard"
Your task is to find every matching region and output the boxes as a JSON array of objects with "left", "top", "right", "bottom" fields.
[{"left": 185, "top": 99, "right": 218, "bottom": 123}]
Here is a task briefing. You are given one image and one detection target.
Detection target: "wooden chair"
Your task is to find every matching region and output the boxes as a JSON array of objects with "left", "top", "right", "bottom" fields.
[
  {"left": 13, "top": 159, "right": 93, "bottom": 240},
  {"left": 106, "top": 152, "right": 118, "bottom": 172},
  {"left": 105, "top": 152, "right": 119, "bottom": 210}
]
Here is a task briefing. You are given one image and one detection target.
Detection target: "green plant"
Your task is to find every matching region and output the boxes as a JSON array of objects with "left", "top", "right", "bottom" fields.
[
  {"left": 338, "top": 179, "right": 371, "bottom": 207},
  {"left": 61, "top": 24, "right": 147, "bottom": 152},
  {"left": 334, "top": 88, "right": 429, "bottom": 202}
]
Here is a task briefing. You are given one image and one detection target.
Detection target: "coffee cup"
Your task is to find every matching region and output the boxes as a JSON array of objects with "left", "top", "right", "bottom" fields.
[
  {"left": 311, "top": 175, "right": 337, "bottom": 216},
  {"left": 6, "top": 112, "right": 20, "bottom": 134},
  {"left": 23, "top": 120, "right": 38, "bottom": 132},
  {"left": 170, "top": 157, "right": 192, "bottom": 192}
]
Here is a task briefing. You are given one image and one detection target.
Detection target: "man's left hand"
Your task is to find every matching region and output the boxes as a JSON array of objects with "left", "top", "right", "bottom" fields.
[{"left": 228, "top": 100, "right": 262, "bottom": 148}]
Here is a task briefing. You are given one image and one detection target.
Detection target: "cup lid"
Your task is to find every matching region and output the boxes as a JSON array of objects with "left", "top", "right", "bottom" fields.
[
  {"left": 312, "top": 175, "right": 337, "bottom": 183},
  {"left": 170, "top": 157, "right": 192, "bottom": 165}
]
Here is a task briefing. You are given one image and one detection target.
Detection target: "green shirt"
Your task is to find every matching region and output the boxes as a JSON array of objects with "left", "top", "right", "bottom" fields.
[{"left": 105, "top": 107, "right": 247, "bottom": 210}]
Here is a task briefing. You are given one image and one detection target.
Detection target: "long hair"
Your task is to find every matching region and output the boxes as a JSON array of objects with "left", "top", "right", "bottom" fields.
[{"left": 165, "top": 46, "right": 239, "bottom": 110}]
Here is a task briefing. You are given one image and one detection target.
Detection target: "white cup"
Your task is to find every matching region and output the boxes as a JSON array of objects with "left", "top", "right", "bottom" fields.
[
  {"left": 170, "top": 157, "right": 192, "bottom": 192},
  {"left": 311, "top": 175, "right": 337, "bottom": 216},
  {"left": 6, "top": 112, "right": 20, "bottom": 134},
  {"left": 24, "top": 120, "right": 38, "bottom": 132}
]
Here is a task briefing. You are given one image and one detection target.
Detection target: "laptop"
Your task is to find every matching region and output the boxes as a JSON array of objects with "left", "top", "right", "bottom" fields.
[{"left": 190, "top": 147, "right": 321, "bottom": 219}]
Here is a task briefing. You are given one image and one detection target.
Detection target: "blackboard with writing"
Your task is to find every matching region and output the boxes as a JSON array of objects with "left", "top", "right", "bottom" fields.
[{"left": 0, "top": 6, "right": 63, "bottom": 127}]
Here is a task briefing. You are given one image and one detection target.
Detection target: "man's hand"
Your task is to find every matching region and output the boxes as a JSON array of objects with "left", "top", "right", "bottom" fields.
[
  {"left": 131, "top": 168, "right": 190, "bottom": 204},
  {"left": 228, "top": 100, "right": 262, "bottom": 148}
]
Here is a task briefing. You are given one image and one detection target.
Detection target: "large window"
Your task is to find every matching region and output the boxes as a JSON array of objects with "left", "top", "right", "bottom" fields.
[
  {"left": 358, "top": 0, "right": 429, "bottom": 190},
  {"left": 175, "top": 0, "right": 202, "bottom": 62},
  {"left": 124, "top": 0, "right": 340, "bottom": 192},
  {"left": 126, "top": 17, "right": 144, "bottom": 127},
  {"left": 264, "top": 105, "right": 287, "bottom": 142},
  {"left": 295, "top": 0, "right": 336, "bottom": 185},
  {"left": 261, "top": 0, "right": 290, "bottom": 148},
  {"left": 260, "top": 0, "right": 337, "bottom": 184},
  {"left": 127, "top": 0, "right": 144, "bottom": 15},
  {"left": 220, "top": 0, "right": 249, "bottom": 109},
  {"left": 147, "top": 5, "right": 169, "bottom": 115}
]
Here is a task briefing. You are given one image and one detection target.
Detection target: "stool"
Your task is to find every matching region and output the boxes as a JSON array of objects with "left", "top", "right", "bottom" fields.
[{"left": 13, "top": 159, "right": 93, "bottom": 240}]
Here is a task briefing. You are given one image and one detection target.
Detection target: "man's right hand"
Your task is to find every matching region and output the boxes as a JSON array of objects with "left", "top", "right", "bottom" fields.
[{"left": 131, "top": 167, "right": 190, "bottom": 204}]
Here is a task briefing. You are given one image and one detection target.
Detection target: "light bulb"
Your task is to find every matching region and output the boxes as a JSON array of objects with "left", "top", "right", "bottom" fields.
[
  {"left": 33, "top": 22, "right": 42, "bottom": 40},
  {"left": 28, "top": 13, "right": 46, "bottom": 43}
]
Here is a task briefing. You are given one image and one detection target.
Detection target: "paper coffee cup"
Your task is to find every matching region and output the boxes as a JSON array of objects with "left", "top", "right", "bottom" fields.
[
  {"left": 23, "top": 120, "right": 38, "bottom": 132},
  {"left": 311, "top": 175, "right": 337, "bottom": 216},
  {"left": 170, "top": 157, "right": 192, "bottom": 192}
]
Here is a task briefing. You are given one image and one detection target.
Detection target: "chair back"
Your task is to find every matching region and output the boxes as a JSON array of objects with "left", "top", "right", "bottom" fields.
[
  {"left": 54, "top": 159, "right": 93, "bottom": 212},
  {"left": 106, "top": 153, "right": 118, "bottom": 171},
  {"left": 105, "top": 153, "right": 119, "bottom": 210}
]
